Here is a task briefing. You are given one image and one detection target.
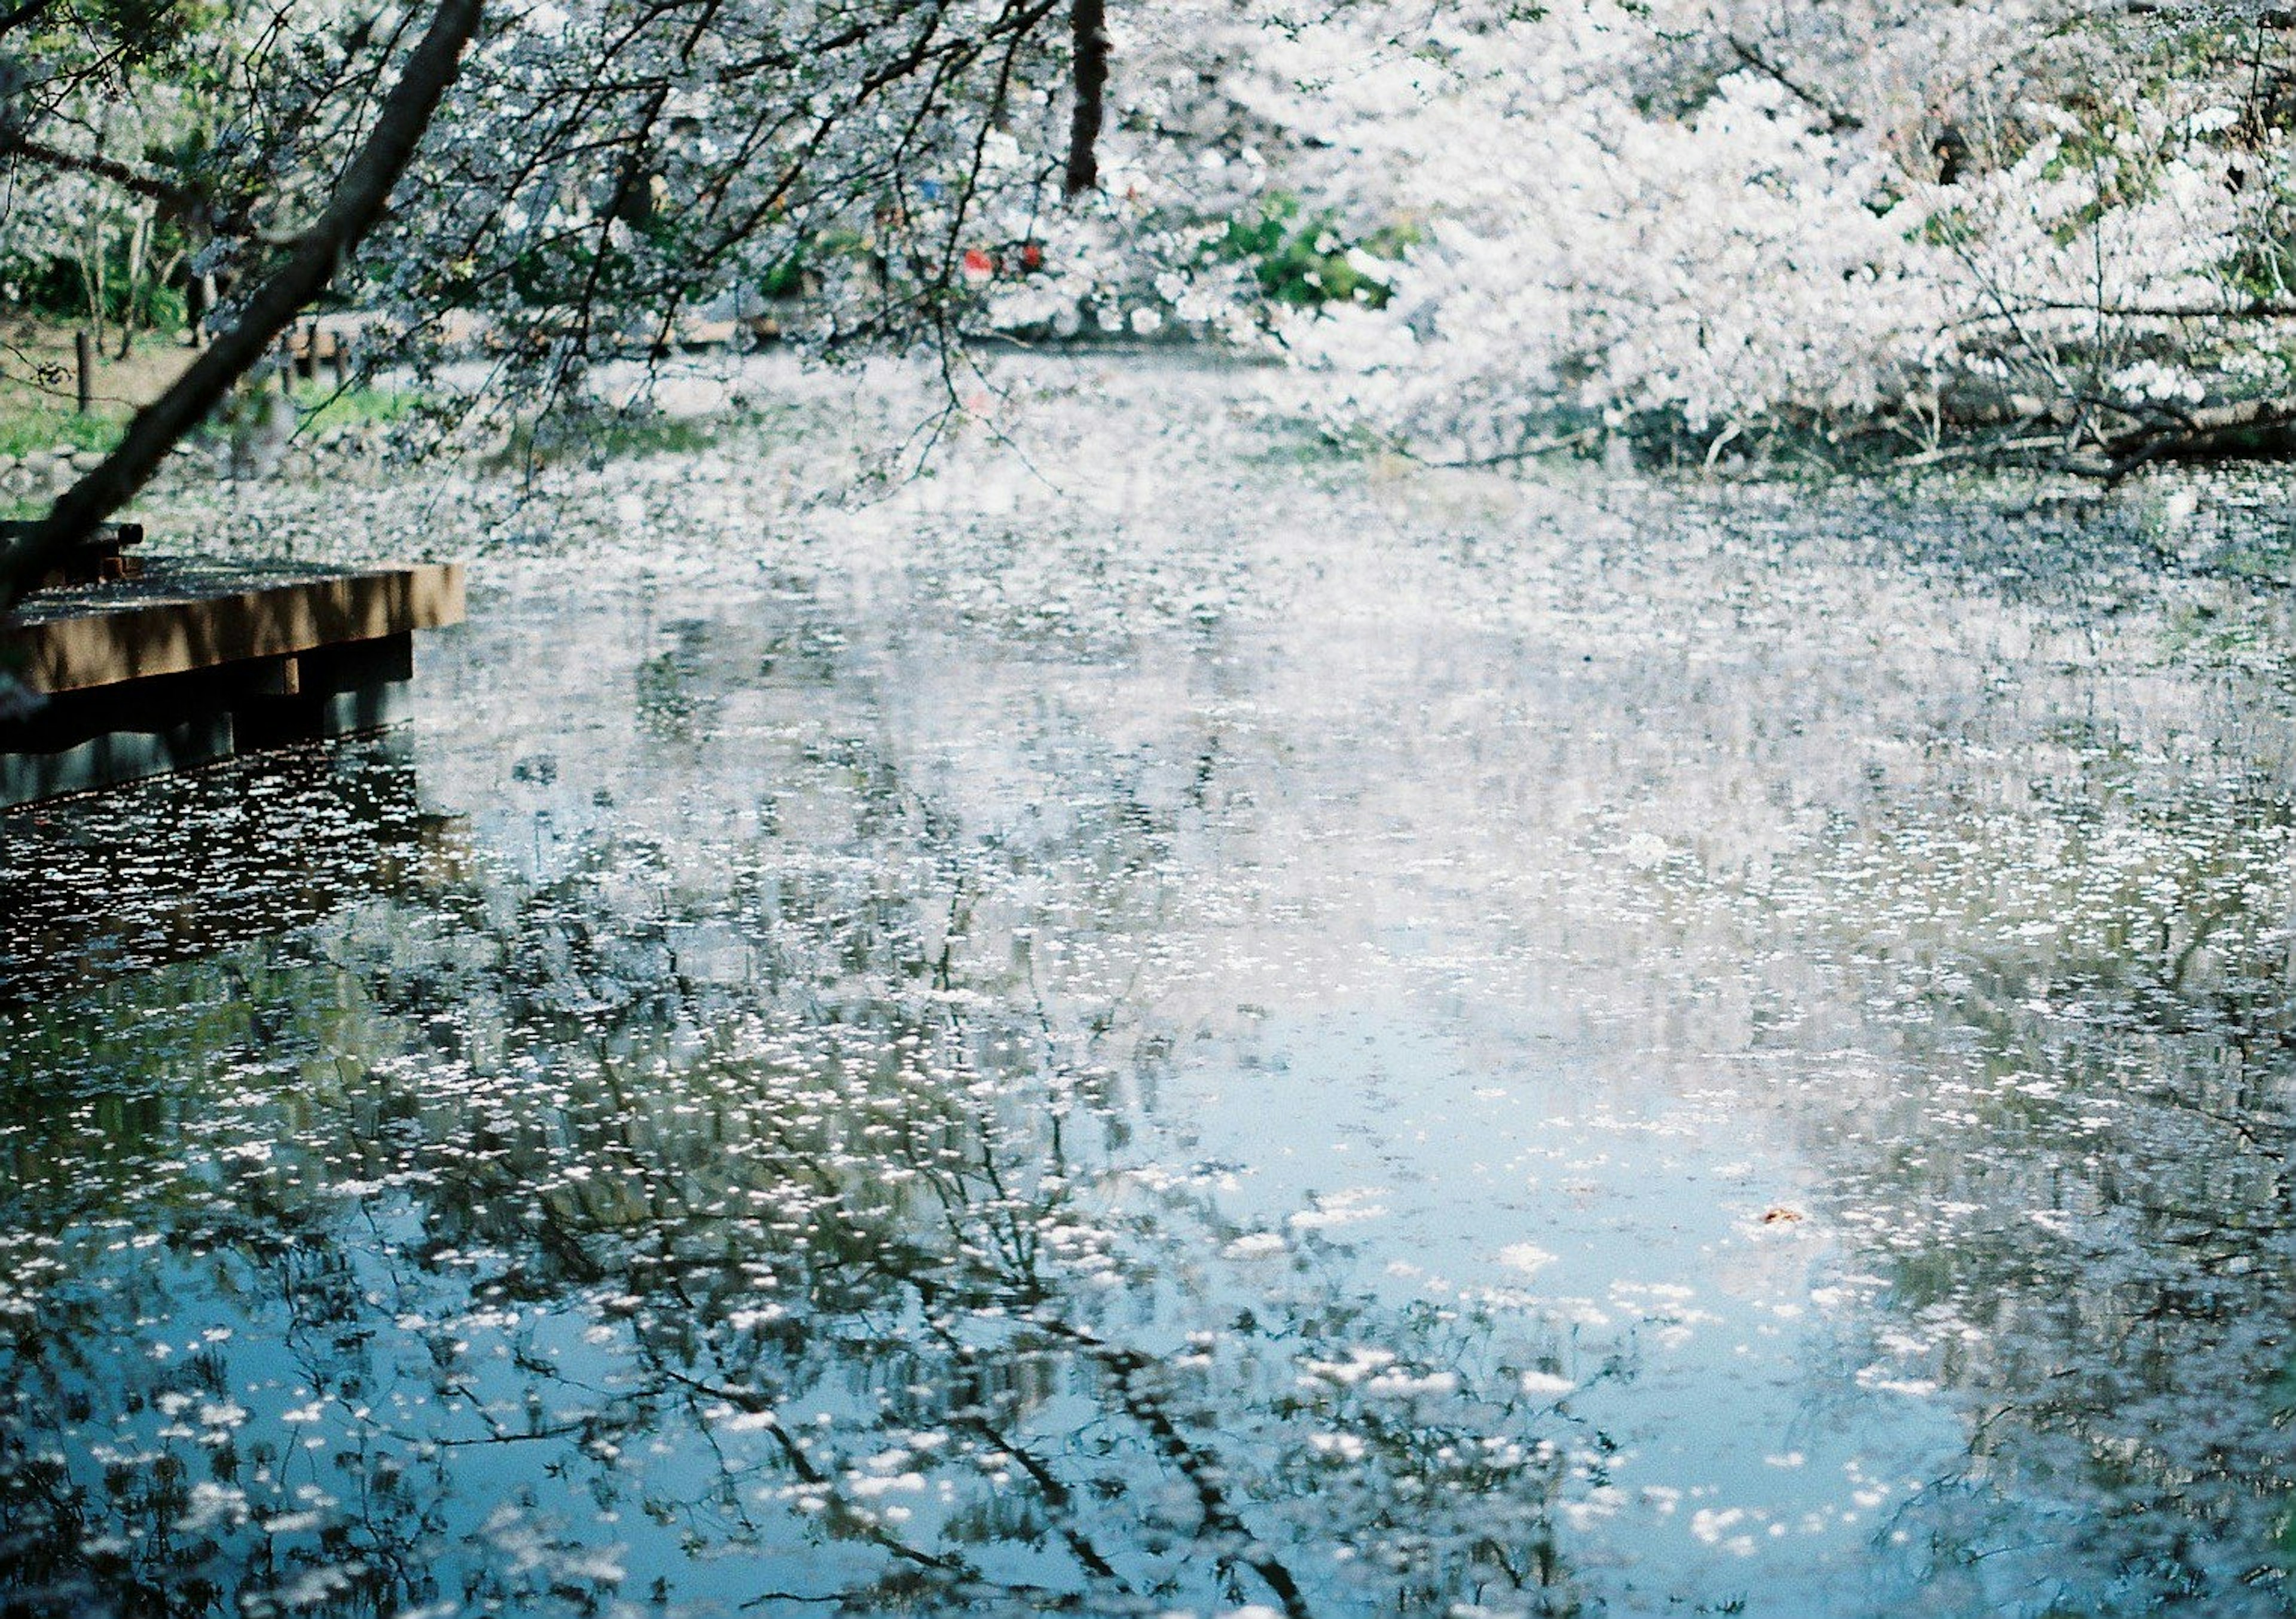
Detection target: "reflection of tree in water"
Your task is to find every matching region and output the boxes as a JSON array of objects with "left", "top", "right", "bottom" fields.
[
  {"left": 1755, "top": 755, "right": 2296, "bottom": 1614},
  {"left": 0, "top": 741, "right": 456, "bottom": 1004},
  {"left": 0, "top": 728, "right": 1588, "bottom": 1616}
]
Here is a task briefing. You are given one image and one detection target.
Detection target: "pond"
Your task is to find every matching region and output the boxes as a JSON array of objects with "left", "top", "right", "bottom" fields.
[{"left": 4, "top": 357, "right": 2294, "bottom": 1617}]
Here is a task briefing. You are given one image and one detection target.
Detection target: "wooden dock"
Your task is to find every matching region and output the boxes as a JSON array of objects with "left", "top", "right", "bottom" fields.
[{"left": 2, "top": 555, "right": 464, "bottom": 807}]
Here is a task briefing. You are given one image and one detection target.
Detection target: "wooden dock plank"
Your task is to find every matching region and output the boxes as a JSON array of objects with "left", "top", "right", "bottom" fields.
[
  {"left": 7, "top": 560, "right": 464, "bottom": 694},
  {"left": 2, "top": 557, "right": 464, "bottom": 807}
]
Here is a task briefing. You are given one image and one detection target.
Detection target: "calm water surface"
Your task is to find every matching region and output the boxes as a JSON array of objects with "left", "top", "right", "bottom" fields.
[{"left": 4, "top": 363, "right": 2294, "bottom": 1617}]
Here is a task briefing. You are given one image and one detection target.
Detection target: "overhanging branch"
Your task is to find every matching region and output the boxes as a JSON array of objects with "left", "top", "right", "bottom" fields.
[
  {"left": 0, "top": 133, "right": 198, "bottom": 213},
  {"left": 0, "top": 0, "right": 486, "bottom": 616}
]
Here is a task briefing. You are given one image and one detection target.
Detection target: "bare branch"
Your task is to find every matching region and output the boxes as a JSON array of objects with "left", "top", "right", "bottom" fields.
[
  {"left": 0, "top": 132, "right": 197, "bottom": 212},
  {"left": 1725, "top": 35, "right": 1861, "bottom": 135}
]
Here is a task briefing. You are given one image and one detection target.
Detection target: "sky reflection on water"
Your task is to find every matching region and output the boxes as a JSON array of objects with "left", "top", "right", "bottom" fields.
[{"left": 3, "top": 359, "right": 2294, "bottom": 1617}]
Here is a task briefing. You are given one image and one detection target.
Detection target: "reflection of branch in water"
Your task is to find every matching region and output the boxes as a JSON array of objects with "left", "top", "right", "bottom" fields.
[
  {"left": 1076, "top": 1328, "right": 1316, "bottom": 1619},
  {"left": 951, "top": 1413, "right": 1122, "bottom": 1581},
  {"left": 0, "top": 701, "right": 1584, "bottom": 1618},
  {"left": 640, "top": 1358, "right": 1024, "bottom": 1597},
  {"left": 738, "top": 1591, "right": 851, "bottom": 1608}
]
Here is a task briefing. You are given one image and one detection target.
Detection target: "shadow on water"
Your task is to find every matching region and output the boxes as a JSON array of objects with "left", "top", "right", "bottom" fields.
[
  {"left": 0, "top": 739, "right": 465, "bottom": 1006},
  {"left": 0, "top": 720, "right": 1590, "bottom": 1618}
]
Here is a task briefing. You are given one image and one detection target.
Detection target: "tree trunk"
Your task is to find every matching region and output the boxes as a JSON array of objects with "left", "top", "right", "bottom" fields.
[
  {"left": 0, "top": 0, "right": 486, "bottom": 615},
  {"left": 117, "top": 206, "right": 151, "bottom": 360},
  {"left": 1064, "top": 0, "right": 1107, "bottom": 196},
  {"left": 78, "top": 212, "right": 105, "bottom": 359},
  {"left": 186, "top": 272, "right": 216, "bottom": 346}
]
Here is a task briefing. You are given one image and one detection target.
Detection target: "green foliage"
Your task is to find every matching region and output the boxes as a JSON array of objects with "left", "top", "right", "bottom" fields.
[
  {"left": 15, "top": 0, "right": 215, "bottom": 65},
  {"left": 1211, "top": 193, "right": 1414, "bottom": 309},
  {"left": 500, "top": 404, "right": 790, "bottom": 468},
  {"left": 10, "top": 230, "right": 192, "bottom": 333},
  {"left": 755, "top": 251, "right": 812, "bottom": 301}
]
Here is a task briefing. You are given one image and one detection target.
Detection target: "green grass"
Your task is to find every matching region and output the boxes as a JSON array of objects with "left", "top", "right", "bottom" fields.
[
  {"left": 499, "top": 401, "right": 802, "bottom": 469},
  {"left": 2161, "top": 598, "right": 2264, "bottom": 660},
  {"left": 0, "top": 405, "right": 124, "bottom": 460},
  {"left": 3, "top": 383, "right": 428, "bottom": 460},
  {"left": 289, "top": 382, "right": 429, "bottom": 435},
  {"left": 1244, "top": 413, "right": 1385, "bottom": 468},
  {"left": 2, "top": 378, "right": 795, "bottom": 487},
  {"left": 509, "top": 411, "right": 720, "bottom": 466}
]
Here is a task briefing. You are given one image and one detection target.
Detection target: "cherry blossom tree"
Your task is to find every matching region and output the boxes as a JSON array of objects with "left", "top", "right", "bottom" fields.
[
  {"left": 12, "top": 0, "right": 2296, "bottom": 630},
  {"left": 1253, "top": 0, "right": 2296, "bottom": 471},
  {"left": 0, "top": 0, "right": 1131, "bottom": 612}
]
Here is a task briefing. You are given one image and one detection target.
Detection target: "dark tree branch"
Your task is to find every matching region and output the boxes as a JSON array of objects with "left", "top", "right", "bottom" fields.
[
  {"left": 0, "top": 132, "right": 196, "bottom": 212},
  {"left": 2011, "top": 298, "right": 2296, "bottom": 320},
  {"left": 1726, "top": 35, "right": 1861, "bottom": 135},
  {"left": 2093, "top": 394, "right": 2296, "bottom": 479},
  {"left": 0, "top": 0, "right": 486, "bottom": 616},
  {"left": 0, "top": 0, "right": 59, "bottom": 41},
  {"left": 1064, "top": 0, "right": 1106, "bottom": 195}
]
